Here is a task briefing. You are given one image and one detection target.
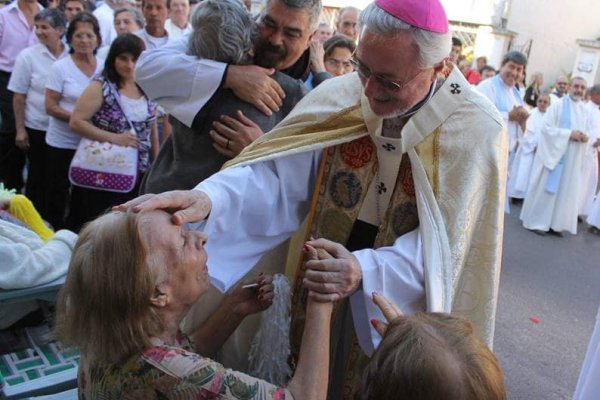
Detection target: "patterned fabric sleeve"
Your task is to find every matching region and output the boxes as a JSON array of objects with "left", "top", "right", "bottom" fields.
[{"left": 141, "top": 344, "right": 291, "bottom": 400}]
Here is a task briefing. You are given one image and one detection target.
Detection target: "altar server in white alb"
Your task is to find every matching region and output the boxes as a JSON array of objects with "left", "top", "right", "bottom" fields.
[
  {"left": 507, "top": 93, "right": 551, "bottom": 200},
  {"left": 578, "top": 84, "right": 600, "bottom": 218},
  {"left": 520, "top": 77, "right": 594, "bottom": 235}
]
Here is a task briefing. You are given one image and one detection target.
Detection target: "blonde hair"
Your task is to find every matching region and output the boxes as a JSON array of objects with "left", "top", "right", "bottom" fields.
[
  {"left": 55, "top": 211, "right": 164, "bottom": 365},
  {"left": 358, "top": 313, "right": 506, "bottom": 400}
]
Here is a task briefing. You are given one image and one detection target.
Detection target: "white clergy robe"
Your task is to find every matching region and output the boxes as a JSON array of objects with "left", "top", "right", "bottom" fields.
[
  {"left": 578, "top": 102, "right": 600, "bottom": 216},
  {"left": 507, "top": 107, "right": 545, "bottom": 199},
  {"left": 520, "top": 96, "right": 592, "bottom": 234}
]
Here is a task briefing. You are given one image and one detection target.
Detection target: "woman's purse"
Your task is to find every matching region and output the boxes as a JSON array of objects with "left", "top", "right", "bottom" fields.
[{"left": 69, "top": 81, "right": 139, "bottom": 193}]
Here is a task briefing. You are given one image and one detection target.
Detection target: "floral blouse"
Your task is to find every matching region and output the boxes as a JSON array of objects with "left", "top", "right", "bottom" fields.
[
  {"left": 90, "top": 77, "right": 157, "bottom": 173},
  {"left": 78, "top": 331, "right": 291, "bottom": 399}
]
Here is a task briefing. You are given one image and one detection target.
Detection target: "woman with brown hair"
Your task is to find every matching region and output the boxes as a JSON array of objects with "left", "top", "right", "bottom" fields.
[
  {"left": 359, "top": 293, "right": 506, "bottom": 400},
  {"left": 56, "top": 210, "right": 332, "bottom": 399},
  {"left": 69, "top": 33, "right": 158, "bottom": 229}
]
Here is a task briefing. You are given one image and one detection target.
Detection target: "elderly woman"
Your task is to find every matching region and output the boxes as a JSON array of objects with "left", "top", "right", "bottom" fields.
[
  {"left": 44, "top": 11, "right": 103, "bottom": 230},
  {"left": 97, "top": 7, "right": 145, "bottom": 59},
  {"left": 70, "top": 33, "right": 158, "bottom": 228},
  {"left": 56, "top": 210, "right": 331, "bottom": 398},
  {"left": 141, "top": 0, "right": 305, "bottom": 194},
  {"left": 7, "top": 9, "right": 68, "bottom": 217},
  {"left": 322, "top": 34, "right": 356, "bottom": 77}
]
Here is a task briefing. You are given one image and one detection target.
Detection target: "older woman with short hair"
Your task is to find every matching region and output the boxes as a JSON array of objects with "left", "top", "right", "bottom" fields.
[
  {"left": 8, "top": 8, "right": 68, "bottom": 216},
  {"left": 56, "top": 210, "right": 332, "bottom": 399}
]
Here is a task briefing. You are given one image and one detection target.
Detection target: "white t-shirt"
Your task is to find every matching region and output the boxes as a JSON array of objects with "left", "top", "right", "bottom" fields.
[
  {"left": 45, "top": 56, "right": 104, "bottom": 149},
  {"left": 135, "top": 29, "right": 169, "bottom": 50},
  {"left": 8, "top": 43, "right": 68, "bottom": 131},
  {"left": 164, "top": 19, "right": 191, "bottom": 41},
  {"left": 121, "top": 94, "right": 148, "bottom": 122}
]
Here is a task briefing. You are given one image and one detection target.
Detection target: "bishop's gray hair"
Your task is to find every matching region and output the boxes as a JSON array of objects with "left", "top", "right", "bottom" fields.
[
  {"left": 358, "top": 2, "right": 451, "bottom": 69},
  {"left": 187, "top": 0, "right": 257, "bottom": 64}
]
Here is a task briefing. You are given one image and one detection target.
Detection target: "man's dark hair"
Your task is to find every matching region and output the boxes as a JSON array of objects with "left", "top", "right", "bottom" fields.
[
  {"left": 501, "top": 51, "right": 527, "bottom": 67},
  {"left": 452, "top": 37, "right": 462, "bottom": 47},
  {"left": 323, "top": 34, "right": 356, "bottom": 58},
  {"left": 481, "top": 65, "right": 496, "bottom": 74}
]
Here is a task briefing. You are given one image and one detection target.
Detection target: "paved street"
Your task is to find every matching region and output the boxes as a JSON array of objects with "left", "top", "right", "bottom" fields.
[{"left": 495, "top": 204, "right": 600, "bottom": 399}]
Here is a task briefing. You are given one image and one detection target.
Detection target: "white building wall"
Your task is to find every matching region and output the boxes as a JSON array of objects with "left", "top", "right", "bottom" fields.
[{"left": 505, "top": 0, "right": 600, "bottom": 88}]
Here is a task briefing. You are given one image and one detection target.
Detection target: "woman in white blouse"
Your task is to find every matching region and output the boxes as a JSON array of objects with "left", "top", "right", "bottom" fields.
[
  {"left": 70, "top": 33, "right": 158, "bottom": 227},
  {"left": 8, "top": 8, "right": 67, "bottom": 218},
  {"left": 44, "top": 11, "right": 103, "bottom": 230}
]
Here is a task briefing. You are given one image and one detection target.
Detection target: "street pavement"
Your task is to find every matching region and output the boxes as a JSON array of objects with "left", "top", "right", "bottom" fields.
[{"left": 495, "top": 204, "right": 600, "bottom": 399}]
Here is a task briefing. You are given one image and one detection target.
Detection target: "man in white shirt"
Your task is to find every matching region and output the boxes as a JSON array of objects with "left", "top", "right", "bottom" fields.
[
  {"left": 135, "top": 0, "right": 169, "bottom": 49},
  {"left": 521, "top": 77, "right": 594, "bottom": 235},
  {"left": 163, "top": 0, "right": 190, "bottom": 40}
]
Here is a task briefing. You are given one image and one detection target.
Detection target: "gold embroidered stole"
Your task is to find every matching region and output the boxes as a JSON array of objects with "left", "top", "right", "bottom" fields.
[{"left": 288, "top": 128, "right": 439, "bottom": 397}]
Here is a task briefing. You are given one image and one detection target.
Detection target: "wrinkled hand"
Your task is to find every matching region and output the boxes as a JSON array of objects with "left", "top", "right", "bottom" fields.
[
  {"left": 210, "top": 110, "right": 264, "bottom": 158},
  {"left": 15, "top": 128, "right": 29, "bottom": 151},
  {"left": 570, "top": 130, "right": 588, "bottom": 142},
  {"left": 112, "top": 131, "right": 140, "bottom": 148},
  {"left": 309, "top": 41, "right": 326, "bottom": 74},
  {"left": 593, "top": 138, "right": 600, "bottom": 148},
  {"left": 303, "top": 238, "right": 362, "bottom": 302},
  {"left": 225, "top": 65, "right": 285, "bottom": 116},
  {"left": 370, "top": 292, "right": 404, "bottom": 337},
  {"left": 227, "top": 273, "right": 274, "bottom": 317},
  {"left": 112, "top": 190, "right": 212, "bottom": 225}
]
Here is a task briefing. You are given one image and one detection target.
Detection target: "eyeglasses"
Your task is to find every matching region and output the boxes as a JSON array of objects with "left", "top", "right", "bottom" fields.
[{"left": 350, "top": 55, "right": 425, "bottom": 92}]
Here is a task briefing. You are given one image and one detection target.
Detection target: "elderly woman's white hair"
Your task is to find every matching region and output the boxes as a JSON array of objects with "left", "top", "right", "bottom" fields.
[
  {"left": 358, "top": 2, "right": 451, "bottom": 69},
  {"left": 187, "top": 0, "right": 257, "bottom": 64}
]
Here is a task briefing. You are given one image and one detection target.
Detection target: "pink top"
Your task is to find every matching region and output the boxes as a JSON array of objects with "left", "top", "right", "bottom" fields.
[
  {"left": 0, "top": 1, "right": 40, "bottom": 73},
  {"left": 375, "top": 0, "right": 448, "bottom": 34}
]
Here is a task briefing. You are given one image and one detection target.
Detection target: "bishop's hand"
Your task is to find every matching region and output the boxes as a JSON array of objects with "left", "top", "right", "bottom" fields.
[{"left": 302, "top": 239, "right": 362, "bottom": 302}]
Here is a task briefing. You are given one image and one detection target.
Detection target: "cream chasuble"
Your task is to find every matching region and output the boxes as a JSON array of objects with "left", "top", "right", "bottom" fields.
[{"left": 187, "top": 69, "right": 506, "bottom": 397}]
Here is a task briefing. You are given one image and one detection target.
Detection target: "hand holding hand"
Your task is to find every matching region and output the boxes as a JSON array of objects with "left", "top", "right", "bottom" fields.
[
  {"left": 225, "top": 65, "right": 285, "bottom": 116},
  {"left": 570, "top": 130, "right": 588, "bottom": 142},
  {"left": 370, "top": 292, "right": 404, "bottom": 337},
  {"left": 15, "top": 128, "right": 29, "bottom": 151},
  {"left": 302, "top": 238, "right": 362, "bottom": 302},
  {"left": 210, "top": 110, "right": 264, "bottom": 158},
  {"left": 113, "top": 190, "right": 212, "bottom": 225}
]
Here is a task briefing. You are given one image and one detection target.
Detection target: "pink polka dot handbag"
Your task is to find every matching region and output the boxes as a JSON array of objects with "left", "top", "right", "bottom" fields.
[{"left": 69, "top": 138, "right": 138, "bottom": 193}]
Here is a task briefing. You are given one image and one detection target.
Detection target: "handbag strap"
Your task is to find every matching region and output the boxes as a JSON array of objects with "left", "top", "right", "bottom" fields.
[{"left": 106, "top": 79, "right": 139, "bottom": 135}]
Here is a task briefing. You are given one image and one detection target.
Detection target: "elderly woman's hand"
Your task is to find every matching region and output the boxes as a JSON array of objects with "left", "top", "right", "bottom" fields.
[
  {"left": 227, "top": 274, "right": 274, "bottom": 317},
  {"left": 370, "top": 292, "right": 404, "bottom": 337}
]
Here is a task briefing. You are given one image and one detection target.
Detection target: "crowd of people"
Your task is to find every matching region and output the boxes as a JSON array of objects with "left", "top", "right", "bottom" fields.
[
  {"left": 452, "top": 37, "right": 600, "bottom": 237},
  {"left": 0, "top": 0, "right": 597, "bottom": 398}
]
